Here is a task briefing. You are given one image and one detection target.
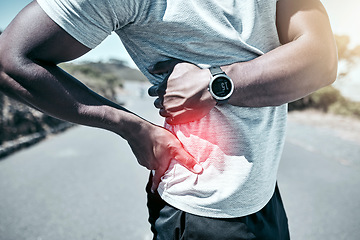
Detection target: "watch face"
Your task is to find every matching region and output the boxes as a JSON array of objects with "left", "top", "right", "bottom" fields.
[{"left": 211, "top": 76, "right": 233, "bottom": 98}]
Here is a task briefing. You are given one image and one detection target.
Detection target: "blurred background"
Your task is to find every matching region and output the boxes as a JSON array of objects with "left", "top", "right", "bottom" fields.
[{"left": 0, "top": 1, "right": 359, "bottom": 240}]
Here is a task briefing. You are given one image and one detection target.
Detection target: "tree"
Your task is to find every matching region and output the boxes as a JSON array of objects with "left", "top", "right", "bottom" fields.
[
  {"left": 288, "top": 34, "right": 360, "bottom": 115},
  {"left": 335, "top": 34, "right": 360, "bottom": 78}
]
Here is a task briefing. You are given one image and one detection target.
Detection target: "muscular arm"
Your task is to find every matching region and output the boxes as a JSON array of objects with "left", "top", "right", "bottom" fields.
[
  {"left": 151, "top": 0, "right": 338, "bottom": 124},
  {"left": 0, "top": 1, "right": 202, "bottom": 189},
  {"left": 224, "top": 0, "right": 338, "bottom": 107}
]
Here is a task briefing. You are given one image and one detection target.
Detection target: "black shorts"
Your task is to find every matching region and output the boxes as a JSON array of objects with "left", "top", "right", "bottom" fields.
[{"left": 146, "top": 174, "right": 290, "bottom": 240}]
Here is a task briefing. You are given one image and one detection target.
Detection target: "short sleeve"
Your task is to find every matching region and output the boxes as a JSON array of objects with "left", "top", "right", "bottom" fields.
[{"left": 37, "top": 0, "right": 119, "bottom": 49}]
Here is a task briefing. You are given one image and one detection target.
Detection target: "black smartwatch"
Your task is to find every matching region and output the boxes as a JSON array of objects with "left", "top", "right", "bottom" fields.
[{"left": 208, "top": 66, "right": 234, "bottom": 104}]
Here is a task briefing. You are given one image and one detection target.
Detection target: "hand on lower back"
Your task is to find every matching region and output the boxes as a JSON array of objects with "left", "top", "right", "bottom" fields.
[{"left": 126, "top": 122, "right": 202, "bottom": 191}]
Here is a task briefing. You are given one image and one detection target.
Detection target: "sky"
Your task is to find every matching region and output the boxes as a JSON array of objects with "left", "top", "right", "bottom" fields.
[{"left": 1, "top": 0, "right": 360, "bottom": 68}]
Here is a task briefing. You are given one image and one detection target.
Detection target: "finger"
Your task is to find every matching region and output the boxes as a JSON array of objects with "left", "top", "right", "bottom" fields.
[
  {"left": 151, "top": 168, "right": 166, "bottom": 193},
  {"left": 165, "top": 109, "right": 188, "bottom": 125},
  {"left": 159, "top": 108, "right": 172, "bottom": 118},
  {"left": 166, "top": 116, "right": 175, "bottom": 125},
  {"left": 148, "top": 77, "right": 168, "bottom": 97},
  {"left": 148, "top": 59, "right": 182, "bottom": 74},
  {"left": 165, "top": 115, "right": 184, "bottom": 125},
  {"left": 172, "top": 147, "right": 203, "bottom": 174},
  {"left": 156, "top": 78, "right": 168, "bottom": 96},
  {"left": 161, "top": 105, "right": 187, "bottom": 120},
  {"left": 148, "top": 85, "right": 159, "bottom": 97},
  {"left": 154, "top": 97, "right": 164, "bottom": 109}
]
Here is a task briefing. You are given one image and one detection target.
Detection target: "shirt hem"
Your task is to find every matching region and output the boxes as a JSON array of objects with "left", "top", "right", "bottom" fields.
[{"left": 158, "top": 186, "right": 276, "bottom": 218}]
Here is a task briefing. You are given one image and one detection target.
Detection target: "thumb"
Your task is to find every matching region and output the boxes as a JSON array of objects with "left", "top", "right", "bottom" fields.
[
  {"left": 151, "top": 168, "right": 164, "bottom": 193},
  {"left": 151, "top": 148, "right": 203, "bottom": 193}
]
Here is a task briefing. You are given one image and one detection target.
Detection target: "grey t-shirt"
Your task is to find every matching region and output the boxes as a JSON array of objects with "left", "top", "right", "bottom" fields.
[{"left": 37, "top": 0, "right": 287, "bottom": 218}]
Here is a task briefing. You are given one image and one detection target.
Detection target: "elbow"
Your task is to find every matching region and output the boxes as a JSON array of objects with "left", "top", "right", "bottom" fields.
[
  {"left": 0, "top": 48, "right": 16, "bottom": 92},
  {"left": 0, "top": 38, "right": 4, "bottom": 77},
  {"left": 0, "top": 47, "right": 33, "bottom": 100},
  {"left": 324, "top": 47, "right": 338, "bottom": 86},
  {"left": 0, "top": 45, "right": 7, "bottom": 90},
  {"left": 319, "top": 36, "right": 339, "bottom": 87},
  {"left": 0, "top": 37, "right": 13, "bottom": 86},
  {"left": 0, "top": 39, "right": 30, "bottom": 92},
  {"left": 329, "top": 54, "right": 338, "bottom": 84}
]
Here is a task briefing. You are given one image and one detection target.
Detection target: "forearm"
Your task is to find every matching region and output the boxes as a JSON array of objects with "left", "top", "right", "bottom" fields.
[
  {"left": 223, "top": 35, "right": 337, "bottom": 107},
  {"left": 0, "top": 58, "right": 145, "bottom": 139},
  {"left": 221, "top": 0, "right": 338, "bottom": 107}
]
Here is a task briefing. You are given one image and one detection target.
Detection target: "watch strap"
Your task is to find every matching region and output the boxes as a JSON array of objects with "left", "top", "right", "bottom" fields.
[{"left": 209, "top": 66, "right": 224, "bottom": 76}]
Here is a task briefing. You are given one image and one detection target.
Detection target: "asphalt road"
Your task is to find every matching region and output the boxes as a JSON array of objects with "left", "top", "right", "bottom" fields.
[
  {"left": 279, "top": 114, "right": 360, "bottom": 240},
  {"left": 0, "top": 83, "right": 359, "bottom": 240}
]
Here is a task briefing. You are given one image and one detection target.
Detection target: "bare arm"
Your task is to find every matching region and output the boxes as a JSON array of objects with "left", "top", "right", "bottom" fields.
[
  {"left": 225, "top": 0, "right": 338, "bottom": 107},
  {"left": 150, "top": 0, "right": 338, "bottom": 124},
  {"left": 0, "top": 1, "right": 202, "bottom": 189}
]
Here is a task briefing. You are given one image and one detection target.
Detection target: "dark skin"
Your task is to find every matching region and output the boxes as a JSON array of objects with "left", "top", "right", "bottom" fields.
[
  {"left": 0, "top": 0, "right": 337, "bottom": 190},
  {"left": 0, "top": 1, "right": 202, "bottom": 192},
  {"left": 149, "top": 0, "right": 338, "bottom": 125}
]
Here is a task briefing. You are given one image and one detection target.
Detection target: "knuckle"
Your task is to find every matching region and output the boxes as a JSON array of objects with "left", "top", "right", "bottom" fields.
[
  {"left": 159, "top": 109, "right": 166, "bottom": 117},
  {"left": 159, "top": 108, "right": 172, "bottom": 117},
  {"left": 148, "top": 86, "right": 159, "bottom": 96},
  {"left": 154, "top": 98, "right": 163, "bottom": 109},
  {"left": 167, "top": 144, "right": 180, "bottom": 157},
  {"left": 145, "top": 160, "right": 159, "bottom": 170},
  {"left": 146, "top": 163, "right": 156, "bottom": 170}
]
